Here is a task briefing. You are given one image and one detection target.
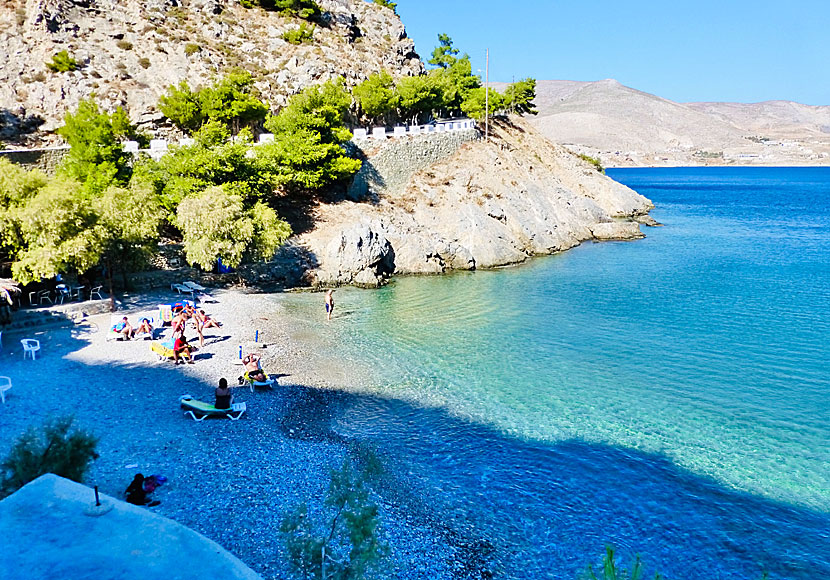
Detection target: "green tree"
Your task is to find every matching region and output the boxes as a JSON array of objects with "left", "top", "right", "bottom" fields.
[
  {"left": 10, "top": 176, "right": 161, "bottom": 295},
  {"left": 158, "top": 73, "right": 269, "bottom": 134},
  {"left": 282, "top": 22, "right": 315, "bottom": 45},
  {"left": 56, "top": 99, "right": 133, "bottom": 193},
  {"left": 372, "top": 0, "right": 397, "bottom": 13},
  {"left": 0, "top": 417, "right": 98, "bottom": 499},
  {"left": 395, "top": 74, "right": 442, "bottom": 124},
  {"left": 175, "top": 185, "right": 290, "bottom": 269},
  {"left": 199, "top": 71, "right": 269, "bottom": 133},
  {"left": 429, "top": 56, "right": 480, "bottom": 117},
  {"left": 259, "top": 80, "right": 361, "bottom": 192},
  {"left": 460, "top": 86, "right": 504, "bottom": 121},
  {"left": 281, "top": 459, "right": 387, "bottom": 580},
  {"left": 428, "top": 33, "right": 460, "bottom": 69},
  {"left": 353, "top": 71, "right": 397, "bottom": 124},
  {"left": 158, "top": 81, "right": 205, "bottom": 133},
  {"left": 503, "top": 77, "right": 538, "bottom": 115},
  {"left": 0, "top": 159, "right": 47, "bottom": 261}
]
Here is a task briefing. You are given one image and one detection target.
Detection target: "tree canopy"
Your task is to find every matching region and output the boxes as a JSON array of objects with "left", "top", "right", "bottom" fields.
[{"left": 159, "top": 71, "right": 269, "bottom": 134}]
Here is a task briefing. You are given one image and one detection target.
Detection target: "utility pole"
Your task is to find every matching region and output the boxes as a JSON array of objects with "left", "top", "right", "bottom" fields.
[
  {"left": 512, "top": 74, "right": 515, "bottom": 115},
  {"left": 485, "top": 48, "right": 489, "bottom": 141}
]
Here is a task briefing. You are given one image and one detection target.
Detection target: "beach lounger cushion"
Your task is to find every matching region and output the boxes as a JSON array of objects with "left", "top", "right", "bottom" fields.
[{"left": 179, "top": 395, "right": 246, "bottom": 421}]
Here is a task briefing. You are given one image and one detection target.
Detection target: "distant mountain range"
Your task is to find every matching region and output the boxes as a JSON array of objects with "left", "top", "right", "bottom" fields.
[{"left": 505, "top": 79, "right": 830, "bottom": 167}]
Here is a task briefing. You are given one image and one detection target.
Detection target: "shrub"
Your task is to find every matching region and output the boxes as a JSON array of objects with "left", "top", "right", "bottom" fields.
[
  {"left": 184, "top": 43, "right": 200, "bottom": 56},
  {"left": 116, "top": 39, "right": 133, "bottom": 50},
  {"left": 240, "top": 0, "right": 321, "bottom": 21},
  {"left": 282, "top": 22, "right": 314, "bottom": 45},
  {"left": 584, "top": 547, "right": 663, "bottom": 580},
  {"left": 46, "top": 50, "right": 78, "bottom": 73},
  {"left": 373, "top": 0, "right": 397, "bottom": 13},
  {"left": 138, "top": 57, "right": 151, "bottom": 69},
  {"left": 281, "top": 458, "right": 387, "bottom": 580},
  {"left": 0, "top": 417, "right": 98, "bottom": 499},
  {"left": 578, "top": 153, "right": 605, "bottom": 174}
]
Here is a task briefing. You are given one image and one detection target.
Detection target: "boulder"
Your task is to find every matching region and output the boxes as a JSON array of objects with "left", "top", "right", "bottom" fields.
[{"left": 319, "top": 224, "right": 394, "bottom": 286}]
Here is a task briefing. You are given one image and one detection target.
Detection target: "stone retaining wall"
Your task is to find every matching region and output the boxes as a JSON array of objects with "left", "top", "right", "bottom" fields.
[
  {"left": 0, "top": 146, "right": 70, "bottom": 174},
  {"left": 347, "top": 128, "right": 480, "bottom": 199}
]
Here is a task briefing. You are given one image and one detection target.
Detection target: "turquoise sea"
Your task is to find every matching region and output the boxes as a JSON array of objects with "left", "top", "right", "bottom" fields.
[{"left": 282, "top": 167, "right": 830, "bottom": 579}]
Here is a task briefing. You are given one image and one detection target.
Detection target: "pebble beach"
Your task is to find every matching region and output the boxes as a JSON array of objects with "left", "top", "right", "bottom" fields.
[{"left": 0, "top": 288, "right": 461, "bottom": 580}]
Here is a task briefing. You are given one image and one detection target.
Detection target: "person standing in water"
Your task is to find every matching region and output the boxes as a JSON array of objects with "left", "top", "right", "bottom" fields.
[{"left": 325, "top": 289, "right": 334, "bottom": 321}]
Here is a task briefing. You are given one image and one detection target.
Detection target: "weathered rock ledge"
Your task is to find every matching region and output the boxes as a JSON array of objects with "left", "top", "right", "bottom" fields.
[{"left": 300, "top": 117, "right": 655, "bottom": 287}]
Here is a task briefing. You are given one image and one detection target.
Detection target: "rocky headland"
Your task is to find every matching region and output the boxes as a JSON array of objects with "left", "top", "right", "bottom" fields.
[{"left": 301, "top": 117, "right": 654, "bottom": 287}]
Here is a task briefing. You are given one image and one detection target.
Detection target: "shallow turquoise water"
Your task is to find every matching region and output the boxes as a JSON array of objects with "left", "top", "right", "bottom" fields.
[{"left": 282, "top": 167, "right": 830, "bottom": 579}]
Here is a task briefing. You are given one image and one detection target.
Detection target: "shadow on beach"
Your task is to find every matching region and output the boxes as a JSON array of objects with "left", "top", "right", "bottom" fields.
[{"left": 0, "top": 325, "right": 827, "bottom": 580}]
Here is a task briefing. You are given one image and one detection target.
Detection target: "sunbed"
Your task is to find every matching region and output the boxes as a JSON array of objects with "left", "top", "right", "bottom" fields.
[
  {"left": 243, "top": 371, "right": 277, "bottom": 392},
  {"left": 151, "top": 338, "right": 192, "bottom": 362},
  {"left": 171, "top": 283, "right": 196, "bottom": 298},
  {"left": 179, "top": 395, "right": 246, "bottom": 421}
]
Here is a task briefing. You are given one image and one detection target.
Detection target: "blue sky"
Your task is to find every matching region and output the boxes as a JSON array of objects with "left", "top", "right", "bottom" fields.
[{"left": 393, "top": 0, "right": 829, "bottom": 105}]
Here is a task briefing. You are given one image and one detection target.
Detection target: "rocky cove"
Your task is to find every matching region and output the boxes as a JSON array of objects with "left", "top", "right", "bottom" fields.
[{"left": 299, "top": 117, "right": 656, "bottom": 288}]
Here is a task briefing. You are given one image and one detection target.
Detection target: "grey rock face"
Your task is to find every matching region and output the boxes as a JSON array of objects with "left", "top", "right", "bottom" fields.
[
  {"left": 299, "top": 118, "right": 656, "bottom": 286},
  {"left": 0, "top": 0, "right": 423, "bottom": 143},
  {"left": 315, "top": 224, "right": 394, "bottom": 288}
]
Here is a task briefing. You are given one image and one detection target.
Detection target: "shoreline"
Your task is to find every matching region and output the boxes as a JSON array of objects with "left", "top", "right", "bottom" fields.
[{"left": 0, "top": 288, "right": 491, "bottom": 579}]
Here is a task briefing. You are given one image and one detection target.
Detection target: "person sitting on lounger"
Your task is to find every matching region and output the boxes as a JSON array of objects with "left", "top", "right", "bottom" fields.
[
  {"left": 112, "top": 316, "right": 133, "bottom": 340},
  {"left": 173, "top": 330, "right": 195, "bottom": 365},
  {"left": 133, "top": 317, "right": 153, "bottom": 340},
  {"left": 242, "top": 353, "right": 268, "bottom": 383},
  {"left": 215, "top": 378, "right": 233, "bottom": 410}
]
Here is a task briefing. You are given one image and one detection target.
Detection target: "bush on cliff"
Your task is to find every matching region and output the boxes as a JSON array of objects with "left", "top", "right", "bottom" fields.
[
  {"left": 372, "top": 0, "right": 397, "bottom": 13},
  {"left": 46, "top": 50, "right": 78, "bottom": 72},
  {"left": 239, "top": 0, "right": 321, "bottom": 21},
  {"left": 0, "top": 417, "right": 98, "bottom": 499}
]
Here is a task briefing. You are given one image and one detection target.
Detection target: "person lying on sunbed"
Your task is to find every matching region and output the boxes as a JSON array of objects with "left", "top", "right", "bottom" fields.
[
  {"left": 242, "top": 353, "right": 268, "bottom": 382},
  {"left": 112, "top": 316, "right": 134, "bottom": 340},
  {"left": 133, "top": 317, "right": 153, "bottom": 340},
  {"left": 173, "top": 330, "right": 195, "bottom": 365}
]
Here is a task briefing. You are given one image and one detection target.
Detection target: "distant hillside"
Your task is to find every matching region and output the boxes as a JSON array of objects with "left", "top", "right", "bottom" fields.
[{"left": 513, "top": 79, "right": 830, "bottom": 167}]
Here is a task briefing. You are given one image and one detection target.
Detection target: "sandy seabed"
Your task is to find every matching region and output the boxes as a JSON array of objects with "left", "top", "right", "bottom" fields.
[{"left": 0, "top": 289, "right": 459, "bottom": 580}]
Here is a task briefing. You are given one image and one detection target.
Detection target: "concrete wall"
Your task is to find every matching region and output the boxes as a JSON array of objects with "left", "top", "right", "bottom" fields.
[
  {"left": 348, "top": 128, "right": 479, "bottom": 200},
  {"left": 0, "top": 146, "right": 70, "bottom": 175}
]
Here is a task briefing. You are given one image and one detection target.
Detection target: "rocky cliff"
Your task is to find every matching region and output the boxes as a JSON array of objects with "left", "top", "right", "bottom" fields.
[
  {"left": 0, "top": 0, "right": 421, "bottom": 142},
  {"left": 301, "top": 117, "right": 654, "bottom": 287}
]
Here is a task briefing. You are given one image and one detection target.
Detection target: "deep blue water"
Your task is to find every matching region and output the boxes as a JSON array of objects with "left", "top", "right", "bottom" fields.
[{"left": 281, "top": 167, "right": 830, "bottom": 579}]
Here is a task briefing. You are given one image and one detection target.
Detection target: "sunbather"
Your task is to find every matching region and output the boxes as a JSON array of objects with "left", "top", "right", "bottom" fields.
[
  {"left": 215, "top": 378, "right": 232, "bottom": 410},
  {"left": 173, "top": 331, "right": 195, "bottom": 365},
  {"left": 112, "top": 316, "right": 133, "bottom": 340},
  {"left": 242, "top": 353, "right": 267, "bottom": 382},
  {"left": 133, "top": 317, "right": 153, "bottom": 339},
  {"left": 198, "top": 309, "right": 221, "bottom": 329}
]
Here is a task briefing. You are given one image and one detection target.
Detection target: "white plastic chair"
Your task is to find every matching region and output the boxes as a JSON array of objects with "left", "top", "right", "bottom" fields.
[
  {"left": 38, "top": 290, "right": 53, "bottom": 305},
  {"left": 0, "top": 376, "right": 11, "bottom": 403},
  {"left": 90, "top": 285, "right": 104, "bottom": 300},
  {"left": 21, "top": 338, "right": 40, "bottom": 360}
]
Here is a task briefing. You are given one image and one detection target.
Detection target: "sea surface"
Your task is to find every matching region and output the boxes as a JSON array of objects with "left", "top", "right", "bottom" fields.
[{"left": 280, "top": 167, "right": 830, "bottom": 580}]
